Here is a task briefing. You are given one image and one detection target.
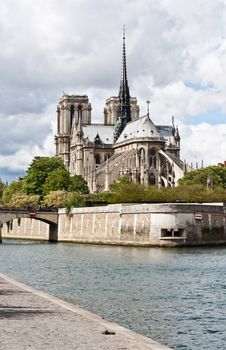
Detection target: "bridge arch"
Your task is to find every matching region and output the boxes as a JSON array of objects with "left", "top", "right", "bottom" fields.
[{"left": 0, "top": 210, "right": 58, "bottom": 243}]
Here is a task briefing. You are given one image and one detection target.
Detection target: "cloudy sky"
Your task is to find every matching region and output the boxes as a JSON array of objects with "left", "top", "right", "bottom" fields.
[{"left": 1, "top": 0, "right": 226, "bottom": 182}]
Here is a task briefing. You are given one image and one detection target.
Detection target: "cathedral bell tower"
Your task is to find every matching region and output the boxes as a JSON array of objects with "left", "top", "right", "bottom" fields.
[
  {"left": 70, "top": 104, "right": 84, "bottom": 176},
  {"left": 55, "top": 94, "right": 91, "bottom": 171}
]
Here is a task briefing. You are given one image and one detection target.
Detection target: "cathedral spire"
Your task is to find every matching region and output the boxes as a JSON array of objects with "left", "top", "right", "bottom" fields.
[
  {"left": 114, "top": 25, "right": 131, "bottom": 142},
  {"left": 119, "top": 25, "right": 130, "bottom": 105}
]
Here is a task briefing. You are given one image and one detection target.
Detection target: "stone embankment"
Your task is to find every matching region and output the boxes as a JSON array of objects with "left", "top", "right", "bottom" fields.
[
  {"left": 2, "top": 203, "right": 226, "bottom": 246},
  {"left": 0, "top": 273, "right": 171, "bottom": 350},
  {"left": 58, "top": 203, "right": 226, "bottom": 246}
]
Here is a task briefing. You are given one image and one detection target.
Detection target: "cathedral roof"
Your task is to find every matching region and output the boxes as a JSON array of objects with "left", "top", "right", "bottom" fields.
[
  {"left": 115, "top": 115, "right": 164, "bottom": 143},
  {"left": 83, "top": 124, "right": 114, "bottom": 144},
  {"left": 156, "top": 125, "right": 173, "bottom": 138},
  {"left": 156, "top": 125, "right": 176, "bottom": 146}
]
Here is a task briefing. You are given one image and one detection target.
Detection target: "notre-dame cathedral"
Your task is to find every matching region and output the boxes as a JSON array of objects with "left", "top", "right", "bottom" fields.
[{"left": 55, "top": 31, "right": 184, "bottom": 192}]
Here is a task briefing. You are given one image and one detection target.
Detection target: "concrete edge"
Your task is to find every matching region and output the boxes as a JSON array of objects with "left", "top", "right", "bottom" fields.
[{"left": 0, "top": 272, "right": 172, "bottom": 350}]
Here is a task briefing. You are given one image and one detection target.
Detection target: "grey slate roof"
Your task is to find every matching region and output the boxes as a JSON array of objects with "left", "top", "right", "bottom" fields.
[
  {"left": 83, "top": 124, "right": 114, "bottom": 144},
  {"left": 156, "top": 125, "right": 173, "bottom": 138},
  {"left": 82, "top": 119, "right": 174, "bottom": 146},
  {"left": 156, "top": 125, "right": 174, "bottom": 144},
  {"left": 116, "top": 115, "right": 163, "bottom": 143}
]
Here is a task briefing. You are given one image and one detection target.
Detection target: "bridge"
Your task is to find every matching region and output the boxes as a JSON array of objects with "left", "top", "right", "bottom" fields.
[{"left": 0, "top": 208, "right": 58, "bottom": 243}]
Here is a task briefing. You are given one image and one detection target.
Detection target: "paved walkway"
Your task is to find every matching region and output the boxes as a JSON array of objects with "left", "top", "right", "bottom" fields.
[{"left": 0, "top": 273, "right": 171, "bottom": 350}]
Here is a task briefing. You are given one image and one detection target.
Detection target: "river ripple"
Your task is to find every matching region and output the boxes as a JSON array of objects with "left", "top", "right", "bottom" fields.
[{"left": 0, "top": 240, "right": 225, "bottom": 350}]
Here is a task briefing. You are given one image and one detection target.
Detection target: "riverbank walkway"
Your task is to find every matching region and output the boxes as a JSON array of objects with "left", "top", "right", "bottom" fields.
[{"left": 0, "top": 273, "right": 171, "bottom": 350}]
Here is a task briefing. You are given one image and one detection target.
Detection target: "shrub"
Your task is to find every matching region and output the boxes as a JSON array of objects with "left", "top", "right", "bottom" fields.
[{"left": 9, "top": 194, "right": 40, "bottom": 209}]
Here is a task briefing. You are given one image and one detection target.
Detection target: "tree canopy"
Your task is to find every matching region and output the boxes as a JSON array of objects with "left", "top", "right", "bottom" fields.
[
  {"left": 179, "top": 166, "right": 226, "bottom": 188},
  {"left": 2, "top": 180, "right": 24, "bottom": 204},
  {"left": 69, "top": 175, "right": 89, "bottom": 194},
  {"left": 43, "top": 168, "right": 71, "bottom": 195},
  {"left": 43, "top": 190, "right": 70, "bottom": 208},
  {"left": 10, "top": 194, "right": 39, "bottom": 209},
  {"left": 23, "top": 156, "right": 66, "bottom": 197},
  {"left": 22, "top": 156, "right": 89, "bottom": 206},
  {"left": 0, "top": 179, "right": 5, "bottom": 201}
]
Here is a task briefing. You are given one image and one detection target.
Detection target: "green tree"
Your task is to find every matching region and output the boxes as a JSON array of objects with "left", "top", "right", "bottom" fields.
[
  {"left": 109, "top": 181, "right": 147, "bottom": 203},
  {"left": 43, "top": 190, "right": 70, "bottom": 208},
  {"left": 23, "top": 156, "right": 66, "bottom": 197},
  {"left": 10, "top": 194, "right": 39, "bottom": 209},
  {"left": 179, "top": 166, "right": 226, "bottom": 188},
  {"left": 69, "top": 175, "right": 89, "bottom": 194},
  {"left": 43, "top": 168, "right": 70, "bottom": 195},
  {"left": 64, "top": 192, "right": 85, "bottom": 212},
  {"left": 2, "top": 180, "right": 24, "bottom": 204},
  {"left": 109, "top": 176, "right": 130, "bottom": 192},
  {"left": 0, "top": 179, "right": 5, "bottom": 201}
]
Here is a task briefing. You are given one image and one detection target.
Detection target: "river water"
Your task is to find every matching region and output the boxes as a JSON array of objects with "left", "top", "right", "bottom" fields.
[{"left": 0, "top": 240, "right": 225, "bottom": 350}]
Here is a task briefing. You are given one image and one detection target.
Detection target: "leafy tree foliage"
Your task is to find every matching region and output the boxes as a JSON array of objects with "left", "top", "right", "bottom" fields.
[
  {"left": 64, "top": 192, "right": 85, "bottom": 212},
  {"left": 109, "top": 176, "right": 130, "bottom": 192},
  {"left": 109, "top": 181, "right": 146, "bottom": 203},
  {"left": 82, "top": 192, "right": 110, "bottom": 206},
  {"left": 23, "top": 157, "right": 89, "bottom": 202},
  {"left": 2, "top": 180, "right": 24, "bottom": 204},
  {"left": 0, "top": 179, "right": 5, "bottom": 201},
  {"left": 43, "top": 191, "right": 85, "bottom": 210},
  {"left": 108, "top": 181, "right": 226, "bottom": 204},
  {"left": 9, "top": 194, "right": 39, "bottom": 209},
  {"left": 179, "top": 166, "right": 226, "bottom": 188},
  {"left": 23, "top": 156, "right": 66, "bottom": 197},
  {"left": 43, "top": 168, "right": 71, "bottom": 195},
  {"left": 43, "top": 190, "right": 71, "bottom": 208},
  {"left": 69, "top": 175, "right": 89, "bottom": 194}
]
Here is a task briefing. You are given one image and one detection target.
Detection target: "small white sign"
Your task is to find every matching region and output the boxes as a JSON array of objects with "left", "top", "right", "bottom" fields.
[{"left": 194, "top": 213, "right": 202, "bottom": 220}]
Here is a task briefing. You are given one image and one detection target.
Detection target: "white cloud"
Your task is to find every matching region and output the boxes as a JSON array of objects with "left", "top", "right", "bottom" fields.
[
  {"left": 148, "top": 81, "right": 223, "bottom": 123},
  {"left": 180, "top": 122, "right": 226, "bottom": 166},
  {"left": 1, "top": 0, "right": 226, "bottom": 180}
]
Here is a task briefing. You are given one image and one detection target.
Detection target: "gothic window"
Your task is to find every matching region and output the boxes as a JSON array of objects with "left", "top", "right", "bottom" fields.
[
  {"left": 138, "top": 148, "right": 145, "bottom": 166},
  {"left": 57, "top": 108, "right": 60, "bottom": 134},
  {"left": 149, "top": 148, "right": 156, "bottom": 169},
  {"left": 160, "top": 154, "right": 173, "bottom": 187},
  {"left": 95, "top": 154, "right": 101, "bottom": 165},
  {"left": 70, "top": 105, "right": 75, "bottom": 130},
  {"left": 104, "top": 154, "right": 111, "bottom": 161}
]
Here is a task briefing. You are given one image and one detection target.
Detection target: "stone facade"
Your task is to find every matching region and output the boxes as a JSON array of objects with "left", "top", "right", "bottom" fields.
[
  {"left": 55, "top": 32, "right": 184, "bottom": 192},
  {"left": 104, "top": 96, "right": 139, "bottom": 125}
]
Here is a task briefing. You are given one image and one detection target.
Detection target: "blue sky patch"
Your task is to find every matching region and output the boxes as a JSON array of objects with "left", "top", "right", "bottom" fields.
[
  {"left": 186, "top": 107, "right": 226, "bottom": 125},
  {"left": 185, "top": 81, "right": 214, "bottom": 91}
]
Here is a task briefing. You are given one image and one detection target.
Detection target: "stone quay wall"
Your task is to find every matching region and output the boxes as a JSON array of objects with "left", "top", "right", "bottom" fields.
[
  {"left": 2, "top": 203, "right": 226, "bottom": 246},
  {"left": 58, "top": 203, "right": 226, "bottom": 247}
]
